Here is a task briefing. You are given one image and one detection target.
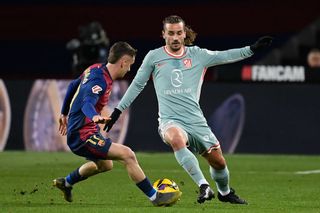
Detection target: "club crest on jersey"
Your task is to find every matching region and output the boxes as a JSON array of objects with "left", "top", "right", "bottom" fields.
[
  {"left": 183, "top": 58, "right": 192, "bottom": 69},
  {"left": 92, "top": 85, "right": 102, "bottom": 94},
  {"left": 97, "top": 140, "right": 105, "bottom": 147}
]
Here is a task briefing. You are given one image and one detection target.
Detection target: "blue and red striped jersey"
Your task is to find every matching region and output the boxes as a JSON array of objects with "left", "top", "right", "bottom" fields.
[{"left": 61, "top": 63, "right": 113, "bottom": 149}]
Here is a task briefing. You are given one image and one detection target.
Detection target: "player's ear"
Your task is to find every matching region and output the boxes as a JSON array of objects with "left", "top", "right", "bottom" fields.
[
  {"left": 119, "top": 59, "right": 123, "bottom": 68},
  {"left": 119, "top": 56, "right": 125, "bottom": 68},
  {"left": 162, "top": 30, "right": 165, "bottom": 39}
]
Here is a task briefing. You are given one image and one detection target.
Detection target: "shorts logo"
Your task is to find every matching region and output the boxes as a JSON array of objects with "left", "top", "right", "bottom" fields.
[
  {"left": 203, "top": 135, "right": 210, "bottom": 141},
  {"left": 92, "top": 85, "right": 102, "bottom": 94},
  {"left": 183, "top": 59, "right": 192, "bottom": 69},
  {"left": 97, "top": 140, "right": 105, "bottom": 147}
]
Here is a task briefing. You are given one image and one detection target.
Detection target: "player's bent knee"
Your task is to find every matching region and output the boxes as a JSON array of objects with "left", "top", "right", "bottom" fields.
[
  {"left": 205, "top": 148, "right": 227, "bottom": 169},
  {"left": 212, "top": 159, "right": 226, "bottom": 170},
  {"left": 120, "top": 146, "right": 137, "bottom": 164},
  {"left": 168, "top": 137, "right": 186, "bottom": 150},
  {"left": 164, "top": 127, "right": 187, "bottom": 150},
  {"left": 206, "top": 155, "right": 226, "bottom": 170}
]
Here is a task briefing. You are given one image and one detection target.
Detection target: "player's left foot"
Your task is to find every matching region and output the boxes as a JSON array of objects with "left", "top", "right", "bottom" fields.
[
  {"left": 53, "top": 177, "right": 73, "bottom": 202},
  {"left": 218, "top": 188, "right": 248, "bottom": 204}
]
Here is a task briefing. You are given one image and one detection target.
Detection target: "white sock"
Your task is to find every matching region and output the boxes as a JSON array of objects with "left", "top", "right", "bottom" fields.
[
  {"left": 65, "top": 178, "right": 72, "bottom": 187},
  {"left": 149, "top": 191, "right": 157, "bottom": 201},
  {"left": 199, "top": 179, "right": 209, "bottom": 187}
]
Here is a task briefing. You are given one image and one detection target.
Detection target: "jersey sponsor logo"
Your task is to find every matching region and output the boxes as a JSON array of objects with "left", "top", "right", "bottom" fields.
[
  {"left": 183, "top": 59, "right": 192, "bottom": 69},
  {"left": 92, "top": 85, "right": 103, "bottom": 94},
  {"left": 171, "top": 69, "right": 183, "bottom": 87},
  {"left": 164, "top": 88, "right": 192, "bottom": 95}
]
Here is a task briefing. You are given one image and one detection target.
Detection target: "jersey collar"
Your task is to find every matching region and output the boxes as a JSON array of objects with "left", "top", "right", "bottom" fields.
[
  {"left": 163, "top": 46, "right": 187, "bottom": 58},
  {"left": 102, "top": 64, "right": 114, "bottom": 82}
]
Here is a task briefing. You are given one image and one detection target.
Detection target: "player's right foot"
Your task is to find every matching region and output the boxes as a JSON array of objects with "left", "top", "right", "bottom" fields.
[
  {"left": 53, "top": 177, "right": 73, "bottom": 202},
  {"left": 152, "top": 191, "right": 182, "bottom": 206},
  {"left": 197, "top": 184, "right": 214, "bottom": 204}
]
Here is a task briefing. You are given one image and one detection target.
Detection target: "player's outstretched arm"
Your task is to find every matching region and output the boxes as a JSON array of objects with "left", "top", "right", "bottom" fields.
[
  {"left": 103, "top": 108, "right": 122, "bottom": 132},
  {"left": 250, "top": 36, "right": 273, "bottom": 53}
]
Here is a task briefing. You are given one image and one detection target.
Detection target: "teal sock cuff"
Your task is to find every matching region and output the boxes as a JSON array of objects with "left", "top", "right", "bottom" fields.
[
  {"left": 210, "top": 166, "right": 229, "bottom": 180},
  {"left": 210, "top": 166, "right": 230, "bottom": 194}
]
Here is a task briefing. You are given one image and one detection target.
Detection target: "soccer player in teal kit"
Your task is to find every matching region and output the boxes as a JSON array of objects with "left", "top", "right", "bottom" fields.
[
  {"left": 53, "top": 41, "right": 180, "bottom": 206},
  {"left": 104, "top": 16, "right": 272, "bottom": 204}
]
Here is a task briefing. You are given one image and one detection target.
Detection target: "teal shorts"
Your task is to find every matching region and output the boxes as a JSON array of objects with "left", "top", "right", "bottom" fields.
[{"left": 158, "top": 120, "right": 220, "bottom": 154}]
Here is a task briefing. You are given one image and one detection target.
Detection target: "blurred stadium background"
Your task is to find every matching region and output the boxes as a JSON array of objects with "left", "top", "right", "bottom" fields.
[{"left": 1, "top": 0, "right": 320, "bottom": 154}]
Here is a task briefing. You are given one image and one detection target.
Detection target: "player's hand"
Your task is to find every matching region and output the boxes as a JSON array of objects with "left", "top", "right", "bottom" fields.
[
  {"left": 59, "top": 114, "right": 68, "bottom": 136},
  {"left": 103, "top": 108, "right": 122, "bottom": 132},
  {"left": 250, "top": 36, "right": 273, "bottom": 53},
  {"left": 92, "top": 115, "right": 111, "bottom": 124}
]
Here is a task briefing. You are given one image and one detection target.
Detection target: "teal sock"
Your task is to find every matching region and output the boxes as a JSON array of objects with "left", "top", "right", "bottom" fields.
[
  {"left": 210, "top": 166, "right": 230, "bottom": 195},
  {"left": 174, "top": 147, "right": 208, "bottom": 187}
]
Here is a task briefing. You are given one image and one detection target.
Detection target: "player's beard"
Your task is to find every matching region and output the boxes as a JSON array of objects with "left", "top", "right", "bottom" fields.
[{"left": 170, "top": 41, "right": 182, "bottom": 52}]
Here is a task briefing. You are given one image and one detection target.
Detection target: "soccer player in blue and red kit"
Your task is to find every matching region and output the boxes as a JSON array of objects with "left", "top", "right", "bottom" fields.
[{"left": 53, "top": 41, "right": 180, "bottom": 206}]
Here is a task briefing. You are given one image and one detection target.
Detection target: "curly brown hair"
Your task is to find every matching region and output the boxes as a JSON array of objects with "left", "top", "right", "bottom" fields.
[{"left": 162, "top": 15, "right": 197, "bottom": 45}]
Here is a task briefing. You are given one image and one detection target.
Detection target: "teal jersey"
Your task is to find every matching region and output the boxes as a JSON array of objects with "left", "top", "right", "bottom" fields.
[{"left": 117, "top": 45, "right": 253, "bottom": 126}]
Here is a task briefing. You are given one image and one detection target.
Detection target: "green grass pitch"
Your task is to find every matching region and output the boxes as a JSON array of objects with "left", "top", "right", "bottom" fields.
[{"left": 1, "top": 151, "right": 319, "bottom": 213}]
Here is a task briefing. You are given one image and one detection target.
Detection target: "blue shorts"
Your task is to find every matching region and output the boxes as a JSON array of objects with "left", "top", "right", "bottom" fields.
[{"left": 69, "top": 133, "right": 112, "bottom": 161}]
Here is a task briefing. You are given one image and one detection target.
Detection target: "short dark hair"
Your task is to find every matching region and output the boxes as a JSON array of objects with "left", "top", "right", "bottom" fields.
[
  {"left": 108, "top": 41, "right": 137, "bottom": 64},
  {"left": 162, "top": 15, "right": 197, "bottom": 45},
  {"left": 163, "top": 15, "right": 186, "bottom": 27}
]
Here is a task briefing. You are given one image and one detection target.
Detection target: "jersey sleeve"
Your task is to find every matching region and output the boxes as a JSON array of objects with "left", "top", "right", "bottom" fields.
[
  {"left": 117, "top": 51, "right": 154, "bottom": 111},
  {"left": 61, "top": 77, "right": 81, "bottom": 115},
  {"left": 81, "top": 77, "right": 106, "bottom": 120},
  {"left": 81, "top": 96, "right": 99, "bottom": 120},
  {"left": 197, "top": 46, "right": 254, "bottom": 67}
]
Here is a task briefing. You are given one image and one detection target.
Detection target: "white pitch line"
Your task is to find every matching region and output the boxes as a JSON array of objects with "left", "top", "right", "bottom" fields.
[{"left": 295, "top": 170, "right": 320, "bottom": 175}]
